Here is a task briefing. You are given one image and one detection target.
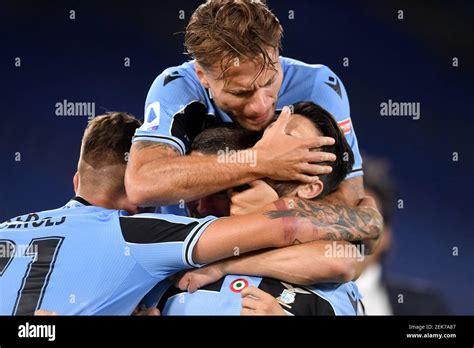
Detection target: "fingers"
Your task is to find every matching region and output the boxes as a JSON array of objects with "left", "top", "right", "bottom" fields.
[
  {"left": 177, "top": 273, "right": 190, "bottom": 291},
  {"left": 142, "top": 308, "right": 161, "bottom": 316},
  {"left": 35, "top": 309, "right": 58, "bottom": 316},
  {"left": 241, "top": 286, "right": 275, "bottom": 305},
  {"left": 180, "top": 273, "right": 198, "bottom": 293},
  {"left": 241, "top": 287, "right": 263, "bottom": 311},
  {"left": 241, "top": 285, "right": 267, "bottom": 299},
  {"left": 303, "top": 136, "right": 335, "bottom": 148},
  {"left": 240, "top": 286, "right": 286, "bottom": 316},
  {"left": 188, "top": 279, "right": 199, "bottom": 293},
  {"left": 272, "top": 106, "right": 292, "bottom": 133},
  {"left": 305, "top": 151, "right": 336, "bottom": 163},
  {"left": 133, "top": 306, "right": 161, "bottom": 316},
  {"left": 299, "top": 163, "right": 333, "bottom": 176},
  {"left": 288, "top": 163, "right": 333, "bottom": 184},
  {"left": 240, "top": 308, "right": 255, "bottom": 316},
  {"left": 176, "top": 272, "right": 199, "bottom": 293},
  {"left": 294, "top": 174, "right": 320, "bottom": 184},
  {"left": 241, "top": 296, "right": 259, "bottom": 310}
]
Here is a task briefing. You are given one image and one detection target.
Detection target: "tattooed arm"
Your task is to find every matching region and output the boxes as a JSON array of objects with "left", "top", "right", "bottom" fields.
[
  {"left": 319, "top": 176, "right": 383, "bottom": 253},
  {"left": 192, "top": 204, "right": 367, "bottom": 264},
  {"left": 267, "top": 195, "right": 383, "bottom": 254}
]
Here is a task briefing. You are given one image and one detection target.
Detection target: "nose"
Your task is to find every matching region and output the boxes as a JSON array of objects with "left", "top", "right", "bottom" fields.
[{"left": 249, "top": 91, "right": 272, "bottom": 116}]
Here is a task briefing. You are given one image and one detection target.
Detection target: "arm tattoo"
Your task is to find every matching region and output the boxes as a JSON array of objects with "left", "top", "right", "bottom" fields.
[{"left": 265, "top": 198, "right": 383, "bottom": 244}]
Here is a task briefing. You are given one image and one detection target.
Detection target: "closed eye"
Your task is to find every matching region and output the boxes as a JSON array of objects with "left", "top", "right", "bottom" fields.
[
  {"left": 230, "top": 90, "right": 253, "bottom": 97},
  {"left": 263, "top": 77, "right": 275, "bottom": 87}
]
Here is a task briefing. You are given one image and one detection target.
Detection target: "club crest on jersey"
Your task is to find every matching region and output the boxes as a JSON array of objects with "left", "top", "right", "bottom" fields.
[
  {"left": 144, "top": 102, "right": 161, "bottom": 131},
  {"left": 276, "top": 282, "right": 311, "bottom": 309},
  {"left": 338, "top": 118, "right": 352, "bottom": 135},
  {"left": 230, "top": 278, "right": 248, "bottom": 293},
  {"left": 278, "top": 289, "right": 296, "bottom": 305}
]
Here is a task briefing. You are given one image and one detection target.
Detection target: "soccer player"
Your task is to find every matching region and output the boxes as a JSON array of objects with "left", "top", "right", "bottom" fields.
[
  {"left": 152, "top": 102, "right": 379, "bottom": 315},
  {"left": 0, "top": 112, "right": 361, "bottom": 316},
  {"left": 125, "top": 0, "right": 382, "bottom": 238}
]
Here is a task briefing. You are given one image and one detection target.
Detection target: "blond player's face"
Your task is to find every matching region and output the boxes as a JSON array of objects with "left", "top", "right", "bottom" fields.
[{"left": 198, "top": 52, "right": 283, "bottom": 131}]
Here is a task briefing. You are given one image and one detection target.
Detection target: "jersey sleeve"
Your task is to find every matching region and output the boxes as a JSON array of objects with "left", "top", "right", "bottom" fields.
[
  {"left": 311, "top": 65, "right": 363, "bottom": 179},
  {"left": 132, "top": 67, "right": 208, "bottom": 155},
  {"left": 118, "top": 212, "right": 216, "bottom": 278}
]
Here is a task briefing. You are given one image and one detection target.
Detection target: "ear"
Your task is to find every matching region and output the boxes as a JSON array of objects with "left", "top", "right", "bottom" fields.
[
  {"left": 195, "top": 62, "right": 210, "bottom": 89},
  {"left": 295, "top": 181, "right": 323, "bottom": 200},
  {"left": 73, "top": 171, "right": 79, "bottom": 194}
]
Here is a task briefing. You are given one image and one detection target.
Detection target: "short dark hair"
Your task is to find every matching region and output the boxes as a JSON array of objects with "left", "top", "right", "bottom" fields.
[
  {"left": 289, "top": 101, "right": 354, "bottom": 196},
  {"left": 81, "top": 112, "right": 141, "bottom": 168},
  {"left": 191, "top": 122, "right": 261, "bottom": 154},
  {"left": 191, "top": 101, "right": 354, "bottom": 197}
]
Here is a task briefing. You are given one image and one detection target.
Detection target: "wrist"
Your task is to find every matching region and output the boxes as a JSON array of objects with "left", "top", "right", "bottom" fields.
[
  {"left": 217, "top": 259, "right": 230, "bottom": 276},
  {"left": 250, "top": 147, "right": 269, "bottom": 178}
]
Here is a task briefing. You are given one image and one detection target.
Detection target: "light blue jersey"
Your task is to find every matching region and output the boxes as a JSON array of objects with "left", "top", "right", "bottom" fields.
[
  {"left": 134, "top": 57, "right": 363, "bottom": 215},
  {"left": 0, "top": 197, "right": 215, "bottom": 315},
  {"left": 153, "top": 275, "right": 363, "bottom": 316}
]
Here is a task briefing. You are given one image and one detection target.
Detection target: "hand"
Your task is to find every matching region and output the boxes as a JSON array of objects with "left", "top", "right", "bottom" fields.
[
  {"left": 34, "top": 309, "right": 58, "bottom": 316},
  {"left": 240, "top": 286, "right": 286, "bottom": 315},
  {"left": 253, "top": 106, "right": 336, "bottom": 184},
  {"left": 132, "top": 306, "right": 161, "bottom": 316},
  {"left": 229, "top": 180, "right": 279, "bottom": 216},
  {"left": 176, "top": 262, "right": 226, "bottom": 293}
]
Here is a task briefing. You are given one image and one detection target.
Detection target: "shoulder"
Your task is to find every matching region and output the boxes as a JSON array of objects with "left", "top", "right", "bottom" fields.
[
  {"left": 147, "top": 61, "right": 203, "bottom": 97},
  {"left": 281, "top": 56, "right": 335, "bottom": 81},
  {"left": 280, "top": 56, "right": 346, "bottom": 102}
]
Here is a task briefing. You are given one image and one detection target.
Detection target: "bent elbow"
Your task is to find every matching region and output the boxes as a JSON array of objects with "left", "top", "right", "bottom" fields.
[
  {"left": 362, "top": 236, "right": 381, "bottom": 255},
  {"left": 125, "top": 170, "right": 148, "bottom": 206},
  {"left": 333, "top": 258, "right": 357, "bottom": 283},
  {"left": 125, "top": 169, "right": 176, "bottom": 206}
]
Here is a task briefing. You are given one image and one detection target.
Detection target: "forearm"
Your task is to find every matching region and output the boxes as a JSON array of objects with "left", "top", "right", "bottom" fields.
[
  {"left": 192, "top": 207, "right": 344, "bottom": 264},
  {"left": 126, "top": 143, "right": 262, "bottom": 206},
  {"left": 220, "top": 241, "right": 358, "bottom": 285},
  {"left": 141, "top": 154, "right": 260, "bottom": 204},
  {"left": 325, "top": 176, "right": 384, "bottom": 253},
  {"left": 266, "top": 197, "right": 383, "bottom": 254}
]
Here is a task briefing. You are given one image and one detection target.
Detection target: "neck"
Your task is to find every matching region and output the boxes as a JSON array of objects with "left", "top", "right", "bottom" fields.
[{"left": 76, "top": 188, "right": 125, "bottom": 211}]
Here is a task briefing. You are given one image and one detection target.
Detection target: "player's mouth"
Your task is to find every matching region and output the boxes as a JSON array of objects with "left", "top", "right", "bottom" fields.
[{"left": 246, "top": 112, "right": 272, "bottom": 126}]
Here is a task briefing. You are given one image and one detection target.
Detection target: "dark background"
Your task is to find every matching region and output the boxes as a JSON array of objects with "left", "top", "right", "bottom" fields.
[{"left": 0, "top": 0, "right": 472, "bottom": 314}]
